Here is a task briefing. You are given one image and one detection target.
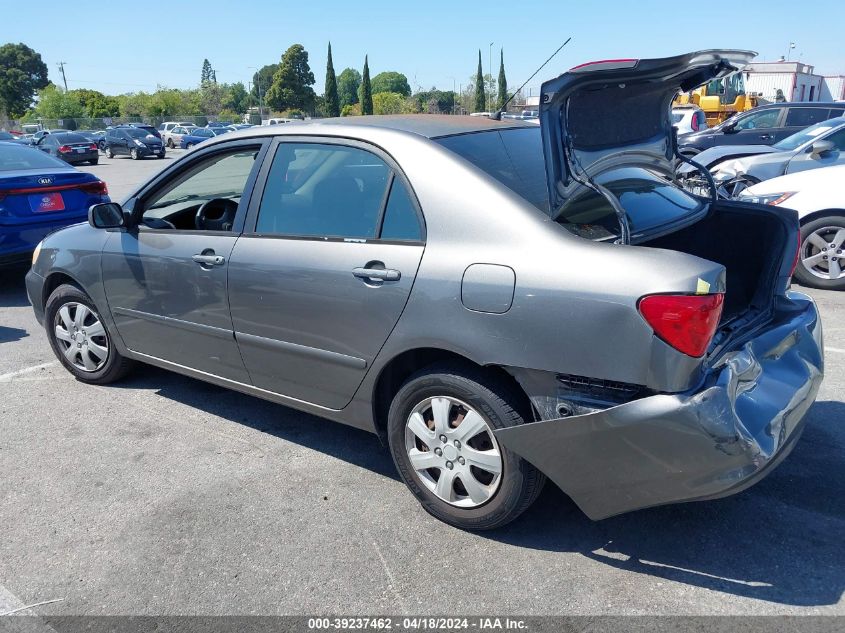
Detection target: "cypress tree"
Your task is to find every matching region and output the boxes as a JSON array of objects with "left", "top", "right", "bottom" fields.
[
  {"left": 497, "top": 49, "right": 507, "bottom": 111},
  {"left": 474, "top": 50, "right": 485, "bottom": 113},
  {"left": 325, "top": 42, "right": 340, "bottom": 117},
  {"left": 201, "top": 59, "right": 213, "bottom": 84},
  {"left": 361, "top": 55, "right": 373, "bottom": 115}
]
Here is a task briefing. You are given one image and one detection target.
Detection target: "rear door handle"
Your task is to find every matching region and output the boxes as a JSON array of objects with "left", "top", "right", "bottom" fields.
[
  {"left": 760, "top": 134, "right": 773, "bottom": 141},
  {"left": 352, "top": 267, "right": 401, "bottom": 282},
  {"left": 192, "top": 253, "right": 225, "bottom": 266}
]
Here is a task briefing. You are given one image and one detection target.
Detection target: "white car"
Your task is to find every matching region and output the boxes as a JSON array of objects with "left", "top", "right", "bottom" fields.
[
  {"left": 739, "top": 164, "right": 845, "bottom": 290},
  {"left": 672, "top": 105, "right": 708, "bottom": 135},
  {"left": 161, "top": 124, "right": 197, "bottom": 148},
  {"left": 158, "top": 122, "right": 197, "bottom": 147}
]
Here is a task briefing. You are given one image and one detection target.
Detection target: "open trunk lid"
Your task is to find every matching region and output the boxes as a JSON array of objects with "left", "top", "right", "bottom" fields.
[{"left": 539, "top": 50, "right": 756, "bottom": 219}]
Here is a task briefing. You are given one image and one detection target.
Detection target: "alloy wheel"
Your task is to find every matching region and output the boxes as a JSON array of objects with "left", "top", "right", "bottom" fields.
[
  {"left": 53, "top": 302, "right": 109, "bottom": 372},
  {"left": 801, "top": 226, "right": 845, "bottom": 280},
  {"left": 130, "top": 148, "right": 139, "bottom": 160},
  {"left": 404, "top": 396, "right": 503, "bottom": 508},
  {"left": 717, "top": 175, "right": 758, "bottom": 199}
]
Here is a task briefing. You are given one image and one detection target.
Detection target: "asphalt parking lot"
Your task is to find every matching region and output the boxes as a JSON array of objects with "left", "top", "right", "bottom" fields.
[{"left": 1, "top": 155, "right": 843, "bottom": 616}]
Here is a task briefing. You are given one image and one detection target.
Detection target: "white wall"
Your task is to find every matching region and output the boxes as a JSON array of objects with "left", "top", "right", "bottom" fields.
[{"left": 745, "top": 72, "right": 825, "bottom": 102}]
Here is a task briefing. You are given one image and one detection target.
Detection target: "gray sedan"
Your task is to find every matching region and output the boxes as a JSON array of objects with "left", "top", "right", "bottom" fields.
[
  {"left": 679, "top": 117, "right": 845, "bottom": 197},
  {"left": 26, "top": 50, "right": 823, "bottom": 530}
]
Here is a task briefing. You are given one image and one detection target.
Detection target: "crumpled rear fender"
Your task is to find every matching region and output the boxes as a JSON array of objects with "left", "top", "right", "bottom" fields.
[{"left": 494, "top": 292, "right": 823, "bottom": 520}]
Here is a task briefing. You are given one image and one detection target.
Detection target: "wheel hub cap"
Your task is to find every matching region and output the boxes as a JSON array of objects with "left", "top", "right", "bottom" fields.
[
  {"left": 53, "top": 302, "right": 109, "bottom": 372},
  {"left": 404, "top": 396, "right": 503, "bottom": 508},
  {"left": 801, "top": 226, "right": 845, "bottom": 281}
]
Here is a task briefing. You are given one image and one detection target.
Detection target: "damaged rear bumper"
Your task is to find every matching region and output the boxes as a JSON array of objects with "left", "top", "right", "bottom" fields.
[{"left": 494, "top": 291, "right": 823, "bottom": 520}]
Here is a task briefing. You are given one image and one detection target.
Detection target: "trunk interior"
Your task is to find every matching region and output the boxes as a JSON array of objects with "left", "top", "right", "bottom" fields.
[{"left": 644, "top": 203, "right": 790, "bottom": 324}]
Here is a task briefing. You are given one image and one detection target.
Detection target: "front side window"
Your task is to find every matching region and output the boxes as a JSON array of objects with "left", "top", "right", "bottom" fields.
[
  {"left": 256, "top": 142, "right": 420, "bottom": 240},
  {"left": 734, "top": 109, "right": 780, "bottom": 130},
  {"left": 140, "top": 147, "right": 260, "bottom": 230}
]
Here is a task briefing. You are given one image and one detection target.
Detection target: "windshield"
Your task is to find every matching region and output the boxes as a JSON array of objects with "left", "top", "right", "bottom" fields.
[
  {"left": 125, "top": 128, "right": 153, "bottom": 139},
  {"left": 773, "top": 120, "right": 841, "bottom": 151},
  {"left": 0, "top": 144, "right": 68, "bottom": 170}
]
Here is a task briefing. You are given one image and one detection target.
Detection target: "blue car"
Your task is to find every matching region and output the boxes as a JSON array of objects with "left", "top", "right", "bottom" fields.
[
  {"left": 179, "top": 127, "right": 228, "bottom": 149},
  {"left": 0, "top": 142, "right": 109, "bottom": 265}
]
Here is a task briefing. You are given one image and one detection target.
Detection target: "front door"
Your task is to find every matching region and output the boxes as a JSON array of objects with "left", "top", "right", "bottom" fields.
[
  {"left": 102, "top": 140, "right": 267, "bottom": 382},
  {"left": 228, "top": 139, "right": 425, "bottom": 409},
  {"left": 785, "top": 127, "right": 845, "bottom": 175}
]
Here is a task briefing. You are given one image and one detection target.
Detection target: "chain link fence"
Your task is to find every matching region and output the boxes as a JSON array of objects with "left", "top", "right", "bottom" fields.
[{"left": 4, "top": 114, "right": 251, "bottom": 133}]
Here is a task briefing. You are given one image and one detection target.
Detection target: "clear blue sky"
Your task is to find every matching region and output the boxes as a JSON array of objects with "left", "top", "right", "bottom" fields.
[{"left": 2, "top": 0, "right": 842, "bottom": 96}]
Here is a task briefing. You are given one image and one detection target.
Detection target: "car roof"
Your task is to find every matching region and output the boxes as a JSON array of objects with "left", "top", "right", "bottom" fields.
[
  {"left": 253, "top": 114, "right": 532, "bottom": 140},
  {"left": 755, "top": 102, "right": 843, "bottom": 109}
]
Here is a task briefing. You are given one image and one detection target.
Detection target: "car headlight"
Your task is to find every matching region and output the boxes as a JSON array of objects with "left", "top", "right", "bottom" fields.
[
  {"left": 31, "top": 241, "right": 42, "bottom": 267},
  {"left": 134, "top": 139, "right": 144, "bottom": 147},
  {"left": 738, "top": 191, "right": 796, "bottom": 206}
]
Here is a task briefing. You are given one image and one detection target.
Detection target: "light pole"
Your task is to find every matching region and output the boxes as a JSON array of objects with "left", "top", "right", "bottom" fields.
[
  {"left": 488, "top": 42, "right": 494, "bottom": 112},
  {"left": 447, "top": 76, "right": 456, "bottom": 114},
  {"left": 248, "top": 66, "right": 264, "bottom": 119}
]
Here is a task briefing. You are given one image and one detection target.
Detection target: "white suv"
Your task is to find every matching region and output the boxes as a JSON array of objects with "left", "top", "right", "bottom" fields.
[{"left": 671, "top": 105, "right": 708, "bottom": 135}]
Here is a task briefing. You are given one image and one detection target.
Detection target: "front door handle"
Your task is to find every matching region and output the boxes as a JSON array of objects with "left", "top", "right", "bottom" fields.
[
  {"left": 352, "top": 267, "right": 401, "bottom": 282},
  {"left": 192, "top": 253, "right": 225, "bottom": 266},
  {"left": 759, "top": 134, "right": 773, "bottom": 141}
]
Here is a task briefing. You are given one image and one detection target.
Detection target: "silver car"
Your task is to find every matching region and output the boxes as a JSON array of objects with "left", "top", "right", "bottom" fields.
[
  {"left": 679, "top": 117, "right": 845, "bottom": 197},
  {"left": 26, "top": 50, "right": 823, "bottom": 530}
]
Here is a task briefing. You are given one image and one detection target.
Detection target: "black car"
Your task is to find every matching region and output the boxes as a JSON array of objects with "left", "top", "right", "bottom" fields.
[
  {"left": 77, "top": 130, "right": 106, "bottom": 151},
  {"left": 104, "top": 127, "right": 165, "bottom": 160},
  {"left": 34, "top": 132, "right": 99, "bottom": 165},
  {"left": 113, "top": 123, "right": 161, "bottom": 139},
  {"left": 679, "top": 102, "right": 845, "bottom": 156}
]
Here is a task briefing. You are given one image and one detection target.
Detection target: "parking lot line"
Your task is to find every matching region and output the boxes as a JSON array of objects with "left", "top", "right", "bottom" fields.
[
  {"left": 826, "top": 347, "right": 845, "bottom": 354},
  {"left": 0, "top": 361, "right": 58, "bottom": 382}
]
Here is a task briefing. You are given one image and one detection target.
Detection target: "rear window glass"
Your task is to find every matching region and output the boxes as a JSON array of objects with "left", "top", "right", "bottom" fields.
[
  {"left": 0, "top": 144, "right": 68, "bottom": 170},
  {"left": 671, "top": 113, "right": 684, "bottom": 124},
  {"left": 560, "top": 168, "right": 703, "bottom": 240},
  {"left": 53, "top": 133, "right": 88, "bottom": 144},
  {"left": 435, "top": 127, "right": 549, "bottom": 212}
]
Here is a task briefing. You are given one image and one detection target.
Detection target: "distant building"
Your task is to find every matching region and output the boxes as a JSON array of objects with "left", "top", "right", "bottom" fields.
[{"left": 744, "top": 61, "right": 844, "bottom": 103}]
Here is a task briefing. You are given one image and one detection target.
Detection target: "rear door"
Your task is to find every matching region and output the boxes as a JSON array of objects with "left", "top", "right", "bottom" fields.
[
  {"left": 228, "top": 138, "right": 425, "bottom": 409},
  {"left": 781, "top": 106, "right": 840, "bottom": 141}
]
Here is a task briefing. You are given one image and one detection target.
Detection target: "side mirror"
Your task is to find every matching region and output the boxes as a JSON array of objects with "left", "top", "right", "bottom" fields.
[
  {"left": 722, "top": 121, "right": 737, "bottom": 133},
  {"left": 810, "top": 140, "right": 834, "bottom": 157},
  {"left": 88, "top": 202, "right": 125, "bottom": 229}
]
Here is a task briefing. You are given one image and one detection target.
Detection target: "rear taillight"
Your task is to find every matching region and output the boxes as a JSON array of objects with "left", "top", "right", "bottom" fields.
[
  {"left": 638, "top": 293, "right": 725, "bottom": 357},
  {"left": 58, "top": 145, "right": 72, "bottom": 153},
  {"left": 691, "top": 115, "right": 700, "bottom": 132},
  {"left": 79, "top": 180, "right": 108, "bottom": 196},
  {"left": 89, "top": 143, "right": 98, "bottom": 151}
]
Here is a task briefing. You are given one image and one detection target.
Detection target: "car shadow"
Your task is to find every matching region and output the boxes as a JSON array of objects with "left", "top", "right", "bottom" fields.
[
  {"left": 117, "top": 364, "right": 844, "bottom": 607},
  {"left": 0, "top": 264, "right": 32, "bottom": 307},
  {"left": 0, "top": 325, "right": 29, "bottom": 343}
]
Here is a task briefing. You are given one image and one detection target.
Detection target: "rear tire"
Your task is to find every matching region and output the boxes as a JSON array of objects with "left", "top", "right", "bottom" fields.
[
  {"left": 186, "top": 142, "right": 194, "bottom": 149},
  {"left": 45, "top": 284, "right": 135, "bottom": 384},
  {"left": 106, "top": 147, "right": 114, "bottom": 159},
  {"left": 387, "top": 363, "right": 545, "bottom": 530},
  {"left": 794, "top": 213, "right": 845, "bottom": 290},
  {"left": 167, "top": 138, "right": 174, "bottom": 148},
  {"left": 89, "top": 158, "right": 98, "bottom": 165}
]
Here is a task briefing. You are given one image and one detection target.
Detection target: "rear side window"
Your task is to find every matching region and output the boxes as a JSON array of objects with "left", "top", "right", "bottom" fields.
[
  {"left": 381, "top": 178, "right": 421, "bottom": 241},
  {"left": 785, "top": 108, "right": 832, "bottom": 127}
]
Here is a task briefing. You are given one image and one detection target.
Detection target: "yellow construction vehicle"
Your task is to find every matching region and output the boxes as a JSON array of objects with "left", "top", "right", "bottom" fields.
[{"left": 674, "top": 71, "right": 759, "bottom": 126}]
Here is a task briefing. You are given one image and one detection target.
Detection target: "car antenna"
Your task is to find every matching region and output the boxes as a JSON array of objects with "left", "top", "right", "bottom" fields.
[{"left": 491, "top": 37, "right": 572, "bottom": 120}]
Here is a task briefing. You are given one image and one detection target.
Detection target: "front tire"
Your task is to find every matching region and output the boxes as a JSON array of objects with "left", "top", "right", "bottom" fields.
[
  {"left": 167, "top": 138, "right": 174, "bottom": 148},
  {"left": 45, "top": 284, "right": 135, "bottom": 384},
  {"left": 794, "top": 213, "right": 845, "bottom": 290},
  {"left": 105, "top": 147, "right": 114, "bottom": 159},
  {"left": 387, "top": 364, "right": 545, "bottom": 530},
  {"left": 130, "top": 148, "right": 139, "bottom": 160},
  {"left": 186, "top": 142, "right": 194, "bottom": 149}
]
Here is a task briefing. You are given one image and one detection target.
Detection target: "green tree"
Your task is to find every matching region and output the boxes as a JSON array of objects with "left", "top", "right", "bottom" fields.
[
  {"left": 372, "top": 91, "right": 405, "bottom": 115},
  {"left": 265, "top": 44, "right": 316, "bottom": 112},
  {"left": 250, "top": 64, "right": 278, "bottom": 102},
  {"left": 222, "top": 82, "right": 249, "bottom": 114},
  {"left": 33, "top": 84, "right": 84, "bottom": 120},
  {"left": 0, "top": 43, "right": 49, "bottom": 118},
  {"left": 200, "top": 80, "right": 225, "bottom": 115},
  {"left": 497, "top": 49, "right": 507, "bottom": 111},
  {"left": 360, "top": 56, "right": 373, "bottom": 115},
  {"left": 201, "top": 59, "right": 214, "bottom": 84},
  {"left": 337, "top": 68, "right": 361, "bottom": 108},
  {"left": 371, "top": 71, "right": 410, "bottom": 97},
  {"left": 69, "top": 88, "right": 120, "bottom": 117},
  {"left": 474, "top": 50, "right": 485, "bottom": 112},
  {"left": 324, "top": 43, "right": 340, "bottom": 118}
]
